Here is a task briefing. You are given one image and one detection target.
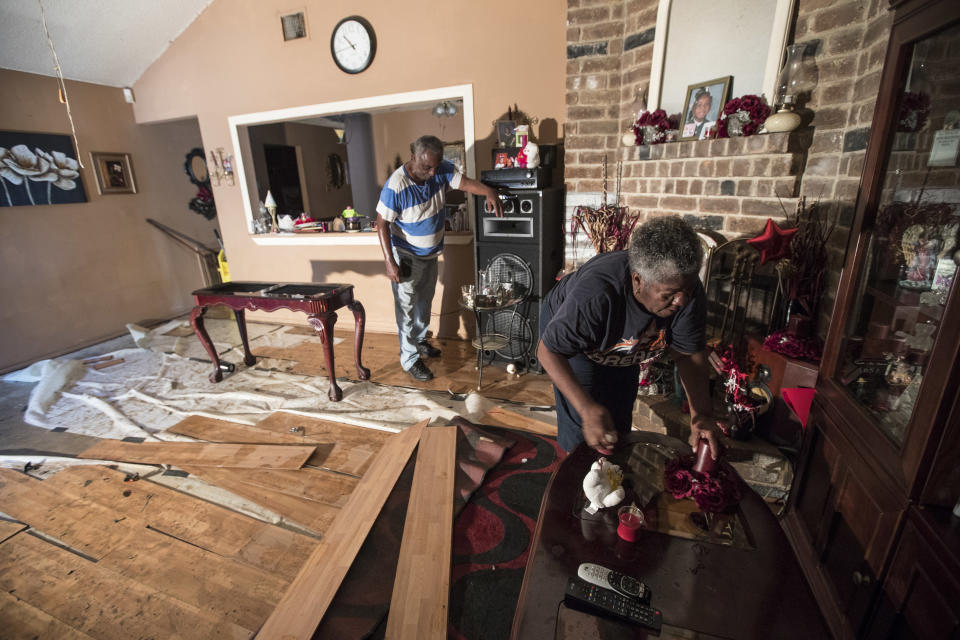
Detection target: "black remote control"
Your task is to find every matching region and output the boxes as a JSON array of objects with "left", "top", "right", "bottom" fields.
[
  {"left": 578, "top": 562, "right": 652, "bottom": 603},
  {"left": 564, "top": 576, "right": 662, "bottom": 633}
]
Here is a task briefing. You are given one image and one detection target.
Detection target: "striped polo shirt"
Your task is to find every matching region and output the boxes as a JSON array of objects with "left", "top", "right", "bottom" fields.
[{"left": 376, "top": 160, "right": 462, "bottom": 258}]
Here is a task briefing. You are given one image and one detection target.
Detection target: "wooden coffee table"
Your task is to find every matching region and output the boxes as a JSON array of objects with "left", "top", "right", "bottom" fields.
[
  {"left": 511, "top": 431, "right": 827, "bottom": 639},
  {"left": 190, "top": 281, "right": 370, "bottom": 400}
]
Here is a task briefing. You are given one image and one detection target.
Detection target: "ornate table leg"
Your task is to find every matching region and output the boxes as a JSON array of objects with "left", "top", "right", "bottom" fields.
[
  {"left": 233, "top": 308, "right": 257, "bottom": 367},
  {"left": 308, "top": 312, "right": 343, "bottom": 402},
  {"left": 190, "top": 305, "right": 223, "bottom": 383},
  {"left": 347, "top": 300, "right": 371, "bottom": 380}
]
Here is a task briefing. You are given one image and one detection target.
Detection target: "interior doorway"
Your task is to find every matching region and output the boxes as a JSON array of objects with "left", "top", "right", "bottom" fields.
[{"left": 263, "top": 144, "right": 304, "bottom": 217}]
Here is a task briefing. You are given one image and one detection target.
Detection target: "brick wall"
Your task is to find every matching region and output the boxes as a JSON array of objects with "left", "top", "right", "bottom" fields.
[{"left": 564, "top": 0, "right": 895, "bottom": 332}]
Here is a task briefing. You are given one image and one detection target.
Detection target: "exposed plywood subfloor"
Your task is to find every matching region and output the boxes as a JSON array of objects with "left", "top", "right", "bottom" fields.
[{"left": 41, "top": 465, "right": 318, "bottom": 582}]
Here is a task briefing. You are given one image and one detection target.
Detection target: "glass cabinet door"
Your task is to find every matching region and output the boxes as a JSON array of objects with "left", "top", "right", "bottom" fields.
[{"left": 836, "top": 22, "right": 960, "bottom": 446}]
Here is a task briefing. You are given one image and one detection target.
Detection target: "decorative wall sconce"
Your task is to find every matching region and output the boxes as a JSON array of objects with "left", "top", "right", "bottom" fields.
[{"left": 207, "top": 147, "right": 235, "bottom": 186}]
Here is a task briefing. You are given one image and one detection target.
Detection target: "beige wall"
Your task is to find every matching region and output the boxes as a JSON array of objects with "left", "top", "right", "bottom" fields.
[
  {"left": 0, "top": 69, "right": 219, "bottom": 372},
  {"left": 371, "top": 108, "right": 466, "bottom": 186},
  {"left": 131, "top": 0, "right": 566, "bottom": 336}
]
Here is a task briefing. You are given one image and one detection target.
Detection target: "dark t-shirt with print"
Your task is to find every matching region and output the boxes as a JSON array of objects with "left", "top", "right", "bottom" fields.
[{"left": 540, "top": 251, "right": 706, "bottom": 366}]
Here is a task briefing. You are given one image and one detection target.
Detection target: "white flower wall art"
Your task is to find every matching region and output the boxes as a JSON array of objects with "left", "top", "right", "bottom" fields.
[{"left": 0, "top": 131, "right": 87, "bottom": 207}]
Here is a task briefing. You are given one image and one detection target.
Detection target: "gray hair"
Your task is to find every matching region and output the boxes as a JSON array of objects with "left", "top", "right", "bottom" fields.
[
  {"left": 628, "top": 216, "right": 703, "bottom": 283},
  {"left": 411, "top": 135, "right": 443, "bottom": 159}
]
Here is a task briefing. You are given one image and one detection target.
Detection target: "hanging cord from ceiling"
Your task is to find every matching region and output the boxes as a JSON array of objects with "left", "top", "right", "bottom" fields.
[{"left": 38, "top": 0, "right": 84, "bottom": 169}]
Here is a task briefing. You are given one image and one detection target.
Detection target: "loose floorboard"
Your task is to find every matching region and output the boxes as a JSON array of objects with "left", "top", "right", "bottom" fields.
[
  {"left": 480, "top": 406, "right": 558, "bottom": 437},
  {"left": 257, "top": 420, "right": 427, "bottom": 639},
  {"left": 385, "top": 426, "right": 457, "bottom": 640},
  {"left": 78, "top": 440, "right": 316, "bottom": 469},
  {"left": 0, "top": 533, "right": 252, "bottom": 639},
  {"left": 253, "top": 411, "right": 392, "bottom": 476},
  {"left": 41, "top": 465, "right": 317, "bottom": 582}
]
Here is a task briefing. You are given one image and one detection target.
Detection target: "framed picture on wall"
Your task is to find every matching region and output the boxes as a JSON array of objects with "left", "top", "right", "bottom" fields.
[
  {"left": 443, "top": 141, "right": 466, "bottom": 173},
  {"left": 0, "top": 130, "right": 87, "bottom": 207},
  {"left": 680, "top": 76, "right": 732, "bottom": 141},
  {"left": 496, "top": 120, "right": 516, "bottom": 147},
  {"left": 90, "top": 152, "right": 137, "bottom": 195}
]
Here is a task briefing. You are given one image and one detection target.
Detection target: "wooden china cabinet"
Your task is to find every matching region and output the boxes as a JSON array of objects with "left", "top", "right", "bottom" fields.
[{"left": 782, "top": 1, "right": 960, "bottom": 638}]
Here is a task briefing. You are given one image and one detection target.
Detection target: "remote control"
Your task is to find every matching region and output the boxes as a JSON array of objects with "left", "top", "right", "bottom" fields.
[
  {"left": 564, "top": 576, "right": 662, "bottom": 633},
  {"left": 577, "top": 562, "right": 651, "bottom": 603}
]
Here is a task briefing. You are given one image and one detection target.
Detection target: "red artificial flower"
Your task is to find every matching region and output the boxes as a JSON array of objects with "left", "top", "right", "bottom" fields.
[
  {"left": 664, "top": 457, "right": 696, "bottom": 498},
  {"left": 740, "top": 94, "right": 761, "bottom": 114},
  {"left": 723, "top": 98, "right": 743, "bottom": 116},
  {"left": 692, "top": 481, "right": 727, "bottom": 512}
]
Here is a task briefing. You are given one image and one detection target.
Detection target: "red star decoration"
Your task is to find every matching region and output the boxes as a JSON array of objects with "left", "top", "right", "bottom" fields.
[{"left": 746, "top": 218, "right": 797, "bottom": 264}]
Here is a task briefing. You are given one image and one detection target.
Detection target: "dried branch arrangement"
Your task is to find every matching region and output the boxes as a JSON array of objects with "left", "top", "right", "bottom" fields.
[{"left": 571, "top": 157, "right": 640, "bottom": 256}]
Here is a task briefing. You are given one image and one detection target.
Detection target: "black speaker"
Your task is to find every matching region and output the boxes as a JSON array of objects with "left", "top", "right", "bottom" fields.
[{"left": 472, "top": 187, "right": 563, "bottom": 372}]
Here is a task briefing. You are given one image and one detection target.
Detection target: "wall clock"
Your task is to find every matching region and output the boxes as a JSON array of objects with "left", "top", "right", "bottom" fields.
[{"left": 330, "top": 16, "right": 376, "bottom": 74}]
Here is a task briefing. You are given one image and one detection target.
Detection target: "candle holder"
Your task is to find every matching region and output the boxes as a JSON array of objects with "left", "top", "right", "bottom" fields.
[{"left": 264, "top": 190, "right": 279, "bottom": 233}]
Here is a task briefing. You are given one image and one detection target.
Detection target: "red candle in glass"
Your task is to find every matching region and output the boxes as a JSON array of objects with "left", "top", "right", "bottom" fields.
[{"left": 617, "top": 505, "right": 644, "bottom": 542}]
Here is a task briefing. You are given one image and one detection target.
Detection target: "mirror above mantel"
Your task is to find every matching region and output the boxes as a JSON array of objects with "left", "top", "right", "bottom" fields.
[{"left": 648, "top": 0, "right": 796, "bottom": 114}]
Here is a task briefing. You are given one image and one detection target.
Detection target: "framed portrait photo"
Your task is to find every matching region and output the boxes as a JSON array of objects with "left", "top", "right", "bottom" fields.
[
  {"left": 443, "top": 141, "right": 466, "bottom": 173},
  {"left": 496, "top": 120, "right": 516, "bottom": 147},
  {"left": 679, "top": 76, "right": 732, "bottom": 141},
  {"left": 90, "top": 151, "right": 137, "bottom": 195}
]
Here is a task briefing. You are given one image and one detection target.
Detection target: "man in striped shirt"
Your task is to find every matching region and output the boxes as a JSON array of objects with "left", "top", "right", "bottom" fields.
[{"left": 377, "top": 135, "right": 502, "bottom": 382}]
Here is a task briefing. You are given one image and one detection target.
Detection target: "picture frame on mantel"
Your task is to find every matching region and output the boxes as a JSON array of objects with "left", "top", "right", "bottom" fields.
[
  {"left": 679, "top": 76, "right": 731, "bottom": 141},
  {"left": 90, "top": 151, "right": 137, "bottom": 195}
]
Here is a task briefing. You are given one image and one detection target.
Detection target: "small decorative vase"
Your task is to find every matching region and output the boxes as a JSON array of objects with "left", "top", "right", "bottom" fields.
[
  {"left": 726, "top": 111, "right": 750, "bottom": 137},
  {"left": 764, "top": 106, "right": 802, "bottom": 133},
  {"left": 642, "top": 125, "right": 660, "bottom": 144}
]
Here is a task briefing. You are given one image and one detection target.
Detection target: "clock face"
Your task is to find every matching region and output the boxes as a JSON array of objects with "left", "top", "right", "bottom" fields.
[{"left": 331, "top": 16, "right": 376, "bottom": 74}]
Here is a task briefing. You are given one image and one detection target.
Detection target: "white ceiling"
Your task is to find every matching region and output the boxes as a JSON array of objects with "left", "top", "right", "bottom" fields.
[{"left": 0, "top": 0, "right": 214, "bottom": 88}]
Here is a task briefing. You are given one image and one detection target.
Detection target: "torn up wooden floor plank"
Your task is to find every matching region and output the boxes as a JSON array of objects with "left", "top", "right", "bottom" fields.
[
  {"left": 0, "top": 591, "right": 96, "bottom": 640},
  {"left": 182, "top": 467, "right": 341, "bottom": 535},
  {"left": 480, "top": 406, "right": 558, "bottom": 437},
  {"left": 78, "top": 440, "right": 316, "bottom": 469},
  {"left": 0, "top": 519, "right": 27, "bottom": 545},
  {"left": 253, "top": 411, "right": 393, "bottom": 476},
  {"left": 166, "top": 415, "right": 344, "bottom": 475},
  {"left": 0, "top": 533, "right": 251, "bottom": 639},
  {"left": 385, "top": 426, "right": 457, "bottom": 640},
  {"left": 99, "top": 528, "right": 285, "bottom": 631},
  {"left": 41, "top": 465, "right": 317, "bottom": 582},
  {"left": 168, "top": 414, "right": 323, "bottom": 444},
  {"left": 0, "top": 469, "right": 140, "bottom": 560},
  {"left": 256, "top": 420, "right": 427, "bottom": 639}
]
